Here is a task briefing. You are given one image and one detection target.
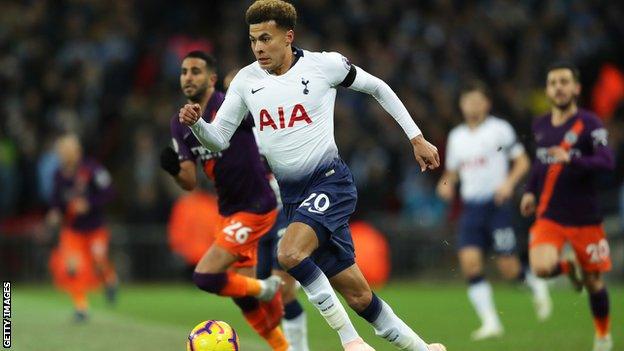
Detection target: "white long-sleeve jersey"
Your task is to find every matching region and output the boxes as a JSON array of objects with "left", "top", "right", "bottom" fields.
[
  {"left": 445, "top": 116, "right": 525, "bottom": 202},
  {"left": 190, "top": 48, "right": 421, "bottom": 203}
]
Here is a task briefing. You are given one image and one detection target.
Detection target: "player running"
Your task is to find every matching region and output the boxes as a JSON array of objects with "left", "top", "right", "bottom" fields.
[
  {"left": 520, "top": 62, "right": 615, "bottom": 351},
  {"left": 437, "top": 81, "right": 551, "bottom": 340},
  {"left": 160, "top": 51, "right": 288, "bottom": 350},
  {"left": 179, "top": 1, "right": 446, "bottom": 350},
  {"left": 46, "top": 134, "right": 118, "bottom": 322},
  {"left": 224, "top": 67, "right": 311, "bottom": 350}
]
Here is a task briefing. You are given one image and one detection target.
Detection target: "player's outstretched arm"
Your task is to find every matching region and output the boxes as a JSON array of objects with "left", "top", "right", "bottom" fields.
[
  {"left": 347, "top": 66, "right": 440, "bottom": 171},
  {"left": 180, "top": 89, "right": 248, "bottom": 152}
]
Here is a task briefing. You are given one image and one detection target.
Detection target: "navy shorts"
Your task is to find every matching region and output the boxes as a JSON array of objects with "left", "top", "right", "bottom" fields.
[
  {"left": 457, "top": 200, "right": 517, "bottom": 255},
  {"left": 257, "top": 209, "right": 288, "bottom": 279},
  {"left": 282, "top": 158, "right": 357, "bottom": 278}
]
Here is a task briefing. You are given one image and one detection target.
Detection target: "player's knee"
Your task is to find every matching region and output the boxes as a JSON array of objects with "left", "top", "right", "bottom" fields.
[
  {"left": 583, "top": 275, "right": 604, "bottom": 293},
  {"left": 345, "top": 289, "right": 373, "bottom": 312},
  {"left": 277, "top": 248, "right": 307, "bottom": 270},
  {"left": 498, "top": 262, "right": 520, "bottom": 280},
  {"left": 65, "top": 257, "right": 80, "bottom": 276},
  {"left": 192, "top": 272, "right": 227, "bottom": 295}
]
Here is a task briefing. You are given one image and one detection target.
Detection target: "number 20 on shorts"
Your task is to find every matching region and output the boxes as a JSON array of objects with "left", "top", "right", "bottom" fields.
[{"left": 299, "top": 193, "right": 331, "bottom": 214}]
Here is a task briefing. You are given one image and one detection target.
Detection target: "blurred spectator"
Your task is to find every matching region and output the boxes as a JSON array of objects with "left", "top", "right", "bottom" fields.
[{"left": 1, "top": 0, "right": 622, "bottom": 225}]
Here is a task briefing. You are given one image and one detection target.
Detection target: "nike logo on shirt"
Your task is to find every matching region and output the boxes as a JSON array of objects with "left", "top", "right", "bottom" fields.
[{"left": 251, "top": 87, "right": 265, "bottom": 94}]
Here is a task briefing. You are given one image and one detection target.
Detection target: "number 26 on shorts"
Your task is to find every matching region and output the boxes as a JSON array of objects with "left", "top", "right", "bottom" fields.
[{"left": 223, "top": 222, "right": 252, "bottom": 244}]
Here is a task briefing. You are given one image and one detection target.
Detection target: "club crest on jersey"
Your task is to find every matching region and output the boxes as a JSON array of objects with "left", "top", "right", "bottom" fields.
[
  {"left": 301, "top": 78, "right": 310, "bottom": 95},
  {"left": 259, "top": 104, "right": 312, "bottom": 131},
  {"left": 564, "top": 130, "right": 579, "bottom": 144}
]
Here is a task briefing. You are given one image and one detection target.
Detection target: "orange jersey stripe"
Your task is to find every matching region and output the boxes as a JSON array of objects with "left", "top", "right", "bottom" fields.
[
  {"left": 536, "top": 118, "right": 585, "bottom": 218},
  {"left": 203, "top": 159, "right": 217, "bottom": 180}
]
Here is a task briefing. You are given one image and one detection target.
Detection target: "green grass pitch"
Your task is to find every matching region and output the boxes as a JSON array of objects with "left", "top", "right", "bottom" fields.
[{"left": 9, "top": 281, "right": 622, "bottom": 350}]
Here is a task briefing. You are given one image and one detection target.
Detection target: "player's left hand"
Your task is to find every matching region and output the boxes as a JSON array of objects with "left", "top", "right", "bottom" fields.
[
  {"left": 494, "top": 181, "right": 514, "bottom": 206},
  {"left": 411, "top": 135, "right": 440, "bottom": 172},
  {"left": 179, "top": 103, "right": 202, "bottom": 126},
  {"left": 547, "top": 146, "right": 570, "bottom": 163}
]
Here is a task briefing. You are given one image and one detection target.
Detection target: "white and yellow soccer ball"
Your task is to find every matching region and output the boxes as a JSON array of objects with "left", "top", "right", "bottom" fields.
[{"left": 186, "top": 320, "right": 240, "bottom": 351}]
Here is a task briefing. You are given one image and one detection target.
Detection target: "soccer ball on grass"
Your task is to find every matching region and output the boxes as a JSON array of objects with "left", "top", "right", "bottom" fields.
[{"left": 186, "top": 320, "right": 240, "bottom": 351}]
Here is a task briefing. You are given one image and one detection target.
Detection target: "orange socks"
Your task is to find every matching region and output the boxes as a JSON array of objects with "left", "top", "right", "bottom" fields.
[
  {"left": 589, "top": 288, "right": 610, "bottom": 337},
  {"left": 234, "top": 292, "right": 287, "bottom": 350},
  {"left": 69, "top": 288, "right": 88, "bottom": 312},
  {"left": 193, "top": 271, "right": 263, "bottom": 298},
  {"left": 593, "top": 316, "right": 610, "bottom": 337},
  {"left": 220, "top": 271, "right": 262, "bottom": 297},
  {"left": 263, "top": 327, "right": 289, "bottom": 351},
  {"left": 242, "top": 308, "right": 288, "bottom": 350}
]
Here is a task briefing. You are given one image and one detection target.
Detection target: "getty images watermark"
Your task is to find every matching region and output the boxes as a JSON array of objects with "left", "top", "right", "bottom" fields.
[{"left": 3, "top": 282, "right": 10, "bottom": 348}]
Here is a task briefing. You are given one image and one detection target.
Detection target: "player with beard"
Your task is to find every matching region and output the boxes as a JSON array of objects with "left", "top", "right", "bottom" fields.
[
  {"left": 520, "top": 62, "right": 615, "bottom": 351},
  {"left": 160, "top": 51, "right": 288, "bottom": 350}
]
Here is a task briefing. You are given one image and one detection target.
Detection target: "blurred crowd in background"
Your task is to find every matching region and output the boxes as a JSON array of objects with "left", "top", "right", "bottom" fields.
[{"left": 2, "top": 0, "right": 624, "bottom": 231}]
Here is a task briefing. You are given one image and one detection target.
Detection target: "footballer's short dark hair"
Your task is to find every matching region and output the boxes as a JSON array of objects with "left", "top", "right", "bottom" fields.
[
  {"left": 246, "top": 0, "right": 297, "bottom": 30},
  {"left": 459, "top": 79, "right": 492, "bottom": 100},
  {"left": 183, "top": 51, "right": 217, "bottom": 72},
  {"left": 546, "top": 61, "right": 580, "bottom": 82}
]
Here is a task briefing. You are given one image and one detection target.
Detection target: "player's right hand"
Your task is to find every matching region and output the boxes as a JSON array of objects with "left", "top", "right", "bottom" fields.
[
  {"left": 520, "top": 192, "right": 536, "bottom": 217},
  {"left": 411, "top": 134, "right": 440, "bottom": 172},
  {"left": 160, "top": 147, "right": 181, "bottom": 176},
  {"left": 179, "top": 103, "right": 202, "bottom": 126}
]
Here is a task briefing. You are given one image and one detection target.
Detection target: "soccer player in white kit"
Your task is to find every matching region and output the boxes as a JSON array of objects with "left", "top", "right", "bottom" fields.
[
  {"left": 436, "top": 81, "right": 551, "bottom": 340},
  {"left": 179, "top": 1, "right": 446, "bottom": 350}
]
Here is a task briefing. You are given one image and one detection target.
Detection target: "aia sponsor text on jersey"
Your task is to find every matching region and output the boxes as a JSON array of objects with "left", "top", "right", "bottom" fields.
[{"left": 258, "top": 104, "right": 312, "bottom": 131}]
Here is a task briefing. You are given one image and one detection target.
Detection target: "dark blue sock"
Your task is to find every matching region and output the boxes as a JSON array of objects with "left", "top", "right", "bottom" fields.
[
  {"left": 516, "top": 268, "right": 527, "bottom": 282},
  {"left": 589, "top": 288, "right": 609, "bottom": 318},
  {"left": 256, "top": 233, "right": 275, "bottom": 279},
  {"left": 468, "top": 275, "right": 485, "bottom": 285},
  {"left": 286, "top": 257, "right": 322, "bottom": 287},
  {"left": 284, "top": 300, "right": 304, "bottom": 320},
  {"left": 357, "top": 292, "right": 382, "bottom": 323}
]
